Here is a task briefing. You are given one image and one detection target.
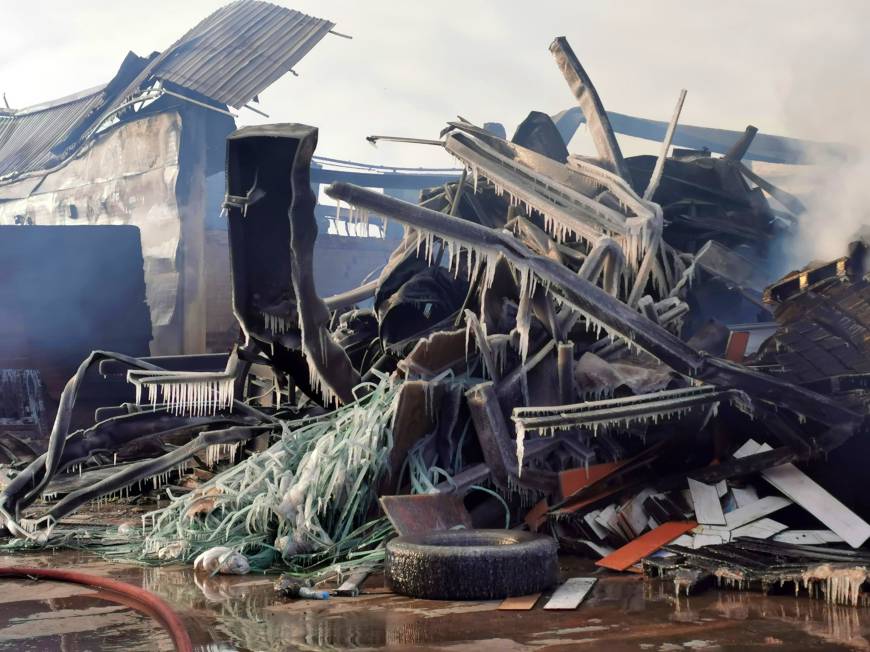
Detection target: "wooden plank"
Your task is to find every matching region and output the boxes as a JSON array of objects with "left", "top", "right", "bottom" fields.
[
  {"left": 559, "top": 462, "right": 622, "bottom": 498},
  {"left": 499, "top": 593, "right": 542, "bottom": 610},
  {"left": 734, "top": 439, "right": 870, "bottom": 548},
  {"left": 596, "top": 521, "right": 697, "bottom": 571},
  {"left": 543, "top": 577, "right": 597, "bottom": 610},
  {"left": 688, "top": 478, "right": 726, "bottom": 525},
  {"left": 723, "top": 496, "right": 791, "bottom": 529}
]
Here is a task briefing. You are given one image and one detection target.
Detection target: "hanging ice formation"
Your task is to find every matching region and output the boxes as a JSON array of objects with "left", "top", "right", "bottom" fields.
[
  {"left": 131, "top": 375, "right": 235, "bottom": 417},
  {"left": 262, "top": 311, "right": 292, "bottom": 333},
  {"left": 444, "top": 130, "right": 661, "bottom": 274},
  {"left": 515, "top": 420, "right": 526, "bottom": 478}
]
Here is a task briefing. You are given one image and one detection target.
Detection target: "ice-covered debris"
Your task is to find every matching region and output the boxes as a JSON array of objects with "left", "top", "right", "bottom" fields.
[
  {"left": 194, "top": 546, "right": 250, "bottom": 575},
  {"left": 262, "top": 311, "right": 292, "bottom": 333},
  {"left": 137, "top": 377, "right": 235, "bottom": 416}
]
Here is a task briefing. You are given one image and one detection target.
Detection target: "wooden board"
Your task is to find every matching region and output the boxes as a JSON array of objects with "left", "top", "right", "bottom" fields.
[
  {"left": 596, "top": 521, "right": 697, "bottom": 571},
  {"left": 734, "top": 439, "right": 870, "bottom": 548},
  {"left": 559, "top": 462, "right": 622, "bottom": 498},
  {"left": 499, "top": 593, "right": 541, "bottom": 610},
  {"left": 543, "top": 577, "right": 597, "bottom": 610},
  {"left": 688, "top": 478, "right": 726, "bottom": 525}
]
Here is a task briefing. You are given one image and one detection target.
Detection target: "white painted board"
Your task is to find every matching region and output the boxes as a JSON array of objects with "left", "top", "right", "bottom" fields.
[
  {"left": 544, "top": 577, "right": 597, "bottom": 610},
  {"left": 584, "top": 510, "right": 609, "bottom": 540},
  {"left": 595, "top": 504, "right": 621, "bottom": 537},
  {"left": 773, "top": 530, "right": 845, "bottom": 545},
  {"left": 671, "top": 534, "right": 694, "bottom": 547},
  {"left": 731, "top": 518, "right": 787, "bottom": 540},
  {"left": 723, "top": 496, "right": 791, "bottom": 529},
  {"left": 734, "top": 439, "right": 870, "bottom": 548},
  {"left": 688, "top": 478, "right": 726, "bottom": 525},
  {"left": 731, "top": 486, "right": 759, "bottom": 509}
]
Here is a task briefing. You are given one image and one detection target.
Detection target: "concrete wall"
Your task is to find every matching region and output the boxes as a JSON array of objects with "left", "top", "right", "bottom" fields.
[{"left": 0, "top": 112, "right": 185, "bottom": 354}]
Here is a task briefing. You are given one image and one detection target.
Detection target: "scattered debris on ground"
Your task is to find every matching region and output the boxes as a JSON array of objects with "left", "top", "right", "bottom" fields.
[{"left": 2, "top": 15, "right": 870, "bottom": 631}]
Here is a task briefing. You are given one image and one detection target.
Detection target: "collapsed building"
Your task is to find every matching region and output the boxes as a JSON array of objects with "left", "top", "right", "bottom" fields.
[{"left": 1, "top": 10, "right": 870, "bottom": 635}]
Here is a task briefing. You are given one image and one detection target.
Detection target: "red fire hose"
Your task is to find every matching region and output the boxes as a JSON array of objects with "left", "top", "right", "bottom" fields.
[{"left": 0, "top": 566, "right": 193, "bottom": 652}]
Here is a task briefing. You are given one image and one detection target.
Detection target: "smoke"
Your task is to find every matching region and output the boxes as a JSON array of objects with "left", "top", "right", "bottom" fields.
[{"left": 778, "top": 13, "right": 870, "bottom": 269}]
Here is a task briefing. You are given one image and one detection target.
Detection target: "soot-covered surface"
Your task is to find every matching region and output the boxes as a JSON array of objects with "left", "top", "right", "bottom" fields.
[{"left": 1, "top": 552, "right": 870, "bottom": 651}]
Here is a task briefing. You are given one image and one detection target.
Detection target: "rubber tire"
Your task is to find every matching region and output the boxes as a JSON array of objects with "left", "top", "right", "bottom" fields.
[{"left": 385, "top": 529, "right": 559, "bottom": 600}]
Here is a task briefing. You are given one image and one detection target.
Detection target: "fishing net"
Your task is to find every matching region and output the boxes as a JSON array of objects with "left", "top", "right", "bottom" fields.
[{"left": 136, "top": 372, "right": 401, "bottom": 577}]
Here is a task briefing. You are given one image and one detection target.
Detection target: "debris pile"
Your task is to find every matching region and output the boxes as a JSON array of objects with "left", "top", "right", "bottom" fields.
[{"left": 2, "top": 34, "right": 869, "bottom": 609}]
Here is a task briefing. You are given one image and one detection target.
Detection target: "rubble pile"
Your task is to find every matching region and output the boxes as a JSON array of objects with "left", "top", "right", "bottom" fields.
[{"left": 2, "top": 35, "right": 869, "bottom": 608}]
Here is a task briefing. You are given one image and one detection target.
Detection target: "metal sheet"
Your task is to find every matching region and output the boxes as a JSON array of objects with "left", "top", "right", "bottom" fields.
[
  {"left": 141, "top": 1, "right": 333, "bottom": 109},
  {"left": 543, "top": 577, "right": 597, "bottom": 610},
  {"left": 688, "top": 478, "right": 726, "bottom": 526},
  {"left": 0, "top": 87, "right": 105, "bottom": 178},
  {"left": 379, "top": 494, "right": 472, "bottom": 537}
]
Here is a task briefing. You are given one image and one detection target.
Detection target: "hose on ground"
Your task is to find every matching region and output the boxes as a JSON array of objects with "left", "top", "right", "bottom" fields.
[{"left": 0, "top": 566, "right": 193, "bottom": 652}]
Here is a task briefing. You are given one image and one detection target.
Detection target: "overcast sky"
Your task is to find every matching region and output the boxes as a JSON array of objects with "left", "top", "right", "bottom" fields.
[{"left": 1, "top": 1, "right": 868, "bottom": 170}]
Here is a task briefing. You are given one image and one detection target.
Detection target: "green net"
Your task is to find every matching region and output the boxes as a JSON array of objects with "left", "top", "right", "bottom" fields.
[{"left": 135, "top": 373, "right": 401, "bottom": 578}]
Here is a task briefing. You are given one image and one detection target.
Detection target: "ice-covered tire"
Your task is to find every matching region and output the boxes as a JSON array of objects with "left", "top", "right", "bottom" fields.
[{"left": 385, "top": 529, "right": 559, "bottom": 600}]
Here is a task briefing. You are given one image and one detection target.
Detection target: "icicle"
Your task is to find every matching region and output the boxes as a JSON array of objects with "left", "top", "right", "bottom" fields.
[
  {"left": 515, "top": 421, "right": 526, "bottom": 478},
  {"left": 515, "top": 265, "right": 532, "bottom": 363}
]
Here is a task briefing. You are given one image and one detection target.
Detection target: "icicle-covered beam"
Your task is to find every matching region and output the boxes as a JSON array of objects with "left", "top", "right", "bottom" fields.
[
  {"left": 444, "top": 129, "right": 656, "bottom": 263},
  {"left": 40, "top": 425, "right": 272, "bottom": 538},
  {"left": 590, "top": 298, "right": 688, "bottom": 359},
  {"left": 643, "top": 89, "right": 687, "bottom": 201},
  {"left": 127, "top": 354, "right": 240, "bottom": 417},
  {"left": 464, "top": 310, "right": 501, "bottom": 381},
  {"left": 578, "top": 237, "right": 624, "bottom": 296},
  {"left": 326, "top": 181, "right": 697, "bottom": 367},
  {"left": 1, "top": 350, "right": 169, "bottom": 520},
  {"left": 444, "top": 120, "right": 654, "bottom": 243},
  {"left": 550, "top": 36, "right": 633, "bottom": 185},
  {"left": 466, "top": 382, "right": 557, "bottom": 492},
  {"left": 512, "top": 386, "right": 740, "bottom": 434},
  {"left": 325, "top": 182, "right": 862, "bottom": 438}
]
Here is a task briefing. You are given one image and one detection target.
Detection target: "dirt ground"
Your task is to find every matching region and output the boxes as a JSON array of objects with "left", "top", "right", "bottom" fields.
[{"left": 0, "top": 550, "right": 869, "bottom": 651}]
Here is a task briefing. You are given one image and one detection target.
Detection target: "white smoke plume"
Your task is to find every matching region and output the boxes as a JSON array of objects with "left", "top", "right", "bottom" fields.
[{"left": 777, "top": 18, "right": 870, "bottom": 269}]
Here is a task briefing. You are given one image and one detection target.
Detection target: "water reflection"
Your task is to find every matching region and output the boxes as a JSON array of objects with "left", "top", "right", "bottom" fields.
[{"left": 4, "top": 551, "right": 870, "bottom": 652}]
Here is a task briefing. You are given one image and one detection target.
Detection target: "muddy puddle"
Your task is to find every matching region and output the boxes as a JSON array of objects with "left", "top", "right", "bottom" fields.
[{"left": 1, "top": 551, "right": 870, "bottom": 650}]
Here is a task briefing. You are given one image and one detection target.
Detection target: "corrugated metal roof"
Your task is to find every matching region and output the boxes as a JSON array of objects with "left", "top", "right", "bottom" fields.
[
  {"left": 147, "top": 1, "right": 334, "bottom": 108},
  {"left": 0, "top": 2, "right": 333, "bottom": 180},
  {"left": 0, "top": 86, "right": 106, "bottom": 178}
]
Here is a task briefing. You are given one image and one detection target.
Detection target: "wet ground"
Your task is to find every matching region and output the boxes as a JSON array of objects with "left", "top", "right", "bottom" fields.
[{"left": 2, "top": 551, "right": 870, "bottom": 651}]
